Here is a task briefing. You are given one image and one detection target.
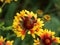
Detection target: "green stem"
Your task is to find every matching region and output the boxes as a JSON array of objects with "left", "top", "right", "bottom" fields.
[
  {"left": 0, "top": 26, "right": 12, "bottom": 30},
  {"left": 6, "top": 34, "right": 16, "bottom": 40},
  {"left": 1, "top": 1, "right": 6, "bottom": 8}
]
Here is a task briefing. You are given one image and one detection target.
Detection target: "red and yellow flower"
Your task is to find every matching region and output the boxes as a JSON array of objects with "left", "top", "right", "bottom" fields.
[
  {"left": 0, "top": 36, "right": 14, "bottom": 45},
  {"left": 6, "top": 40, "right": 14, "bottom": 45},
  {"left": 37, "top": 29, "right": 60, "bottom": 45},
  {"left": 12, "top": 10, "right": 44, "bottom": 40},
  {"left": 0, "top": 36, "right": 5, "bottom": 45}
]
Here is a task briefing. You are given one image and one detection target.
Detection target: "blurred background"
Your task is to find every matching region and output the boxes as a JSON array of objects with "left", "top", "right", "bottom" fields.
[{"left": 0, "top": 0, "right": 60, "bottom": 45}]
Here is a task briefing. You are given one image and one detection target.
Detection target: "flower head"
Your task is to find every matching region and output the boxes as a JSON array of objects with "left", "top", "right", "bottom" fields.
[
  {"left": 6, "top": 40, "right": 14, "bottom": 45},
  {"left": 38, "top": 29, "right": 60, "bottom": 45},
  {"left": 0, "top": 36, "right": 5, "bottom": 45},
  {"left": 36, "top": 9, "right": 43, "bottom": 15},
  {"left": 43, "top": 14, "right": 51, "bottom": 21},
  {"left": 13, "top": 10, "right": 44, "bottom": 40}
]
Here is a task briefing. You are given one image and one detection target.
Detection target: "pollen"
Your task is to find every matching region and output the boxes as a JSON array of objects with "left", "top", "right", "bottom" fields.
[{"left": 45, "top": 39, "right": 50, "bottom": 44}]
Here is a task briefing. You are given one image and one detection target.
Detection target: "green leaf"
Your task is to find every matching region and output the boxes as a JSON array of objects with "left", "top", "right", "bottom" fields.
[
  {"left": 0, "top": 22, "right": 4, "bottom": 27},
  {"left": 5, "top": 0, "right": 20, "bottom": 26}
]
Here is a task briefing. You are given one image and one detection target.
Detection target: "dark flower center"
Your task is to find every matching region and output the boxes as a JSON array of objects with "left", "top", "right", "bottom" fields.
[
  {"left": 42, "top": 36, "right": 52, "bottom": 45},
  {"left": 23, "top": 17, "right": 36, "bottom": 30}
]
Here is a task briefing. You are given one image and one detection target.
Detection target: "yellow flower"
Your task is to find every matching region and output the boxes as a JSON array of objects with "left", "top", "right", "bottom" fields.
[
  {"left": 43, "top": 14, "right": 51, "bottom": 21},
  {"left": 6, "top": 40, "right": 14, "bottom": 45},
  {"left": 0, "top": 36, "right": 5, "bottom": 45},
  {"left": 36, "top": 9, "right": 43, "bottom": 15},
  {"left": 33, "top": 38, "right": 40, "bottom": 45},
  {"left": 38, "top": 29, "right": 60, "bottom": 45},
  {"left": 13, "top": 10, "right": 44, "bottom": 40}
]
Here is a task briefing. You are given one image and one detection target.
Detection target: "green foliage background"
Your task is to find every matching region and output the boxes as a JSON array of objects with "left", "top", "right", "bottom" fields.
[{"left": 0, "top": 0, "right": 60, "bottom": 45}]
